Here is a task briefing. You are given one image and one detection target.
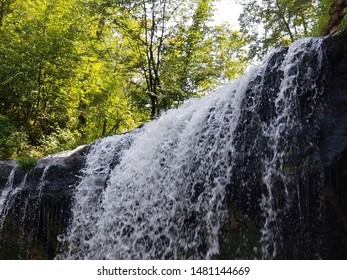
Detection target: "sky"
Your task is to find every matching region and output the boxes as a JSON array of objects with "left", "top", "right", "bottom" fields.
[{"left": 212, "top": 0, "right": 242, "bottom": 28}]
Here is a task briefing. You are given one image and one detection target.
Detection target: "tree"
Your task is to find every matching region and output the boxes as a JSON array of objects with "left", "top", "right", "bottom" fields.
[
  {"left": 0, "top": 0, "right": 81, "bottom": 140},
  {"left": 324, "top": 0, "right": 347, "bottom": 34},
  {"left": 0, "top": 0, "right": 15, "bottom": 26},
  {"left": 0, "top": 0, "right": 248, "bottom": 158},
  {"left": 66, "top": 1, "right": 149, "bottom": 141},
  {"left": 0, "top": 0, "right": 145, "bottom": 150},
  {"left": 238, "top": 0, "right": 319, "bottom": 59},
  {"left": 108, "top": 0, "right": 196, "bottom": 118},
  {"left": 109, "top": 0, "right": 247, "bottom": 118}
]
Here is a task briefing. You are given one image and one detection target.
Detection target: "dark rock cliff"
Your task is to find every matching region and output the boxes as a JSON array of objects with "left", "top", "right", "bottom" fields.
[
  {"left": 320, "top": 31, "right": 347, "bottom": 257},
  {"left": 0, "top": 146, "right": 88, "bottom": 259}
]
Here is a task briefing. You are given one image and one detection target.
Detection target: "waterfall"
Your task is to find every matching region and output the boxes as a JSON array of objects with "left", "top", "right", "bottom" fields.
[
  {"left": 1, "top": 36, "right": 336, "bottom": 259},
  {"left": 0, "top": 157, "right": 78, "bottom": 259},
  {"left": 0, "top": 168, "right": 17, "bottom": 232},
  {"left": 58, "top": 67, "right": 259, "bottom": 259},
  {"left": 54, "top": 37, "right": 325, "bottom": 260},
  {"left": 259, "top": 38, "right": 324, "bottom": 258}
]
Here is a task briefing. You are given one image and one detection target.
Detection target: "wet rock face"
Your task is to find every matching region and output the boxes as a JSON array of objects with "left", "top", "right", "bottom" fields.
[
  {"left": 320, "top": 31, "right": 347, "bottom": 166},
  {"left": 0, "top": 145, "right": 89, "bottom": 259},
  {"left": 226, "top": 32, "right": 347, "bottom": 259},
  {"left": 0, "top": 161, "right": 16, "bottom": 187},
  {"left": 226, "top": 47, "right": 288, "bottom": 223},
  {"left": 227, "top": 39, "right": 327, "bottom": 259},
  {"left": 319, "top": 31, "right": 347, "bottom": 258}
]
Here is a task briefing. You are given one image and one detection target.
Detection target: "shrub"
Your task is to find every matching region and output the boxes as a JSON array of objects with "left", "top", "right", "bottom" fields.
[
  {"left": 0, "top": 115, "right": 28, "bottom": 159},
  {"left": 17, "top": 156, "right": 37, "bottom": 172},
  {"left": 40, "top": 128, "right": 78, "bottom": 155}
]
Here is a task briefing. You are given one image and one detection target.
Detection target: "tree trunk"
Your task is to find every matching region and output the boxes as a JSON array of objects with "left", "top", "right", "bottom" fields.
[
  {"left": 0, "top": 1, "right": 4, "bottom": 26},
  {"left": 102, "top": 119, "right": 107, "bottom": 136},
  {"left": 150, "top": 95, "right": 157, "bottom": 119}
]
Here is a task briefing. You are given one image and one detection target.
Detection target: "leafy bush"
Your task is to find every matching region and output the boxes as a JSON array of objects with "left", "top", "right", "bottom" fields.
[
  {"left": 311, "top": 0, "right": 334, "bottom": 35},
  {"left": 0, "top": 115, "right": 28, "bottom": 159},
  {"left": 40, "top": 128, "right": 78, "bottom": 155},
  {"left": 17, "top": 156, "right": 37, "bottom": 172},
  {"left": 4, "top": 131, "right": 28, "bottom": 154}
]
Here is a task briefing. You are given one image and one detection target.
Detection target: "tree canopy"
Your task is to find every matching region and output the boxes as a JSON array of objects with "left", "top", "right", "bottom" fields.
[
  {"left": 0, "top": 0, "right": 247, "bottom": 159},
  {"left": 0, "top": 0, "right": 343, "bottom": 159},
  {"left": 237, "top": 0, "right": 337, "bottom": 60}
]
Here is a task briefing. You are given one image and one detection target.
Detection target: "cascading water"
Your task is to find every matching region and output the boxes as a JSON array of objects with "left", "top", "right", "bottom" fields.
[
  {"left": 1, "top": 36, "right": 341, "bottom": 259},
  {"left": 54, "top": 37, "right": 326, "bottom": 260},
  {"left": 259, "top": 38, "right": 325, "bottom": 258},
  {"left": 0, "top": 153, "right": 83, "bottom": 259},
  {"left": 225, "top": 37, "right": 327, "bottom": 259},
  {"left": 57, "top": 67, "right": 259, "bottom": 260},
  {"left": 0, "top": 168, "right": 17, "bottom": 231}
]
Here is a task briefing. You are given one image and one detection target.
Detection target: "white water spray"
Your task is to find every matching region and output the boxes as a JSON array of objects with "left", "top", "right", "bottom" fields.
[
  {"left": 59, "top": 66, "right": 265, "bottom": 260},
  {"left": 260, "top": 38, "right": 324, "bottom": 258}
]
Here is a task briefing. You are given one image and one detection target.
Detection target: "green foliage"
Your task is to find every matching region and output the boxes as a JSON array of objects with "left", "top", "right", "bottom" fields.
[
  {"left": 3, "top": 131, "right": 28, "bottom": 157},
  {"left": 109, "top": 0, "right": 247, "bottom": 117},
  {"left": 0, "top": 115, "right": 28, "bottom": 159},
  {"left": 0, "top": 0, "right": 81, "bottom": 142},
  {"left": 0, "top": 0, "right": 341, "bottom": 160},
  {"left": 0, "top": 0, "right": 249, "bottom": 158},
  {"left": 17, "top": 156, "right": 37, "bottom": 172},
  {"left": 238, "top": 0, "right": 320, "bottom": 59},
  {"left": 0, "top": 0, "right": 340, "bottom": 160},
  {"left": 311, "top": 0, "right": 334, "bottom": 35},
  {"left": 39, "top": 128, "right": 78, "bottom": 155},
  {"left": 237, "top": 0, "right": 347, "bottom": 58}
]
